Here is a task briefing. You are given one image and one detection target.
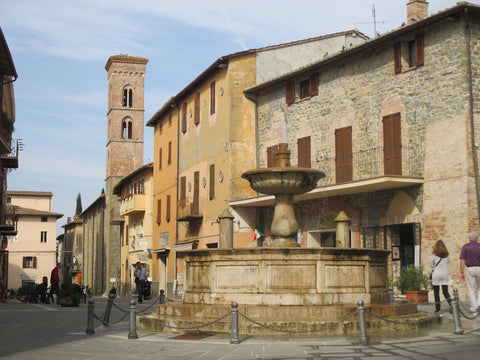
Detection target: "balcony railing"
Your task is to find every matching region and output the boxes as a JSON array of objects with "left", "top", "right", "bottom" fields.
[
  {"left": 317, "top": 146, "right": 422, "bottom": 186},
  {"left": 118, "top": 193, "right": 146, "bottom": 215},
  {"left": 0, "top": 205, "right": 17, "bottom": 236},
  {"left": 177, "top": 198, "right": 203, "bottom": 222},
  {"left": 1, "top": 139, "right": 22, "bottom": 169}
]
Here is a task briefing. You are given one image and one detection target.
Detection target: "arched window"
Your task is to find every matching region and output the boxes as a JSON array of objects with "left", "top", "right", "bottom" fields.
[
  {"left": 122, "top": 120, "right": 133, "bottom": 139},
  {"left": 123, "top": 88, "right": 133, "bottom": 107}
]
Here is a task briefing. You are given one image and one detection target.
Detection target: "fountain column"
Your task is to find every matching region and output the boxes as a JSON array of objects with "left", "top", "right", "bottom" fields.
[
  {"left": 335, "top": 211, "right": 351, "bottom": 248},
  {"left": 218, "top": 208, "right": 234, "bottom": 248}
]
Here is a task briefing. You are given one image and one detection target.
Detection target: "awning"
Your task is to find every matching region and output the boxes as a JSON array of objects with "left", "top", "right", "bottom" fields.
[{"left": 152, "top": 247, "right": 170, "bottom": 254}]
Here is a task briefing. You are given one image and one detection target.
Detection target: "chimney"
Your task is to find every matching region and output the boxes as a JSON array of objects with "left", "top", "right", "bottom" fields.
[{"left": 407, "top": 0, "right": 429, "bottom": 25}]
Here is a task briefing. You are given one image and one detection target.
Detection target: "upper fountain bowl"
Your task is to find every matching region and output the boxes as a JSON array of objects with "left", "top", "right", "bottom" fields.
[{"left": 241, "top": 167, "right": 325, "bottom": 196}]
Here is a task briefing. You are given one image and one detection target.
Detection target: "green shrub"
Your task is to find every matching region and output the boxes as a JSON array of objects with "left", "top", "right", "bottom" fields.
[{"left": 394, "top": 266, "right": 431, "bottom": 293}]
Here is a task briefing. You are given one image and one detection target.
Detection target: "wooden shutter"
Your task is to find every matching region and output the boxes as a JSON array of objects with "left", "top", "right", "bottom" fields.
[
  {"left": 309, "top": 73, "right": 319, "bottom": 97},
  {"left": 168, "top": 141, "right": 172, "bottom": 165},
  {"left": 166, "top": 195, "right": 171, "bottom": 222},
  {"left": 194, "top": 92, "right": 200, "bottom": 125},
  {"left": 335, "top": 127, "right": 353, "bottom": 183},
  {"left": 383, "top": 113, "right": 402, "bottom": 175},
  {"left": 209, "top": 164, "right": 215, "bottom": 199},
  {"left": 193, "top": 171, "right": 200, "bottom": 214},
  {"left": 394, "top": 42, "right": 402, "bottom": 74},
  {"left": 159, "top": 148, "right": 162, "bottom": 170},
  {"left": 156, "top": 199, "right": 161, "bottom": 224},
  {"left": 415, "top": 33, "right": 424, "bottom": 66},
  {"left": 267, "top": 145, "right": 279, "bottom": 167},
  {"left": 23, "top": 257, "right": 27, "bottom": 268},
  {"left": 297, "top": 136, "right": 311, "bottom": 168},
  {"left": 33, "top": 257, "right": 37, "bottom": 269},
  {"left": 180, "top": 176, "right": 186, "bottom": 200},
  {"left": 285, "top": 82, "right": 295, "bottom": 104},
  {"left": 210, "top": 81, "right": 215, "bottom": 115},
  {"left": 181, "top": 102, "right": 187, "bottom": 133}
]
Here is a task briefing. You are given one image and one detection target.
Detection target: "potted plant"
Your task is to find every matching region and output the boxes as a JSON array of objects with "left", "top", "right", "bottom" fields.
[
  {"left": 58, "top": 283, "right": 82, "bottom": 307},
  {"left": 394, "top": 266, "right": 431, "bottom": 304}
]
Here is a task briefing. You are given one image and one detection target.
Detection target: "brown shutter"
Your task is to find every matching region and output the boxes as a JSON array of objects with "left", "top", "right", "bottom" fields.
[
  {"left": 335, "top": 127, "right": 352, "bottom": 182},
  {"left": 33, "top": 257, "right": 37, "bottom": 269},
  {"left": 267, "top": 145, "right": 279, "bottom": 167},
  {"left": 210, "top": 81, "right": 215, "bottom": 115},
  {"left": 23, "top": 257, "right": 26, "bottom": 268},
  {"left": 168, "top": 141, "right": 172, "bottom": 165},
  {"left": 309, "top": 73, "right": 318, "bottom": 96},
  {"left": 209, "top": 164, "right": 215, "bottom": 199},
  {"left": 157, "top": 199, "right": 161, "bottom": 224},
  {"left": 166, "top": 195, "right": 171, "bottom": 222},
  {"left": 415, "top": 33, "right": 424, "bottom": 66},
  {"left": 383, "top": 113, "right": 402, "bottom": 175},
  {"left": 285, "top": 82, "right": 295, "bottom": 104},
  {"left": 180, "top": 176, "right": 186, "bottom": 200},
  {"left": 297, "top": 136, "right": 311, "bottom": 168},
  {"left": 181, "top": 102, "right": 187, "bottom": 133},
  {"left": 193, "top": 171, "right": 200, "bottom": 214},
  {"left": 394, "top": 42, "right": 402, "bottom": 74},
  {"left": 159, "top": 148, "right": 162, "bottom": 170},
  {"left": 194, "top": 92, "right": 200, "bottom": 125}
]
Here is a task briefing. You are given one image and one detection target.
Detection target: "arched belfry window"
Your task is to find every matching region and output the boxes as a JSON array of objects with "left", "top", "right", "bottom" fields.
[
  {"left": 123, "top": 88, "right": 133, "bottom": 107},
  {"left": 122, "top": 120, "right": 133, "bottom": 139}
]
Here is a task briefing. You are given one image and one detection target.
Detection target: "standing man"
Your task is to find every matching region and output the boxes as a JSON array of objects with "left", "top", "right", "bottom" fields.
[
  {"left": 135, "top": 262, "right": 146, "bottom": 303},
  {"left": 50, "top": 263, "right": 62, "bottom": 304},
  {"left": 460, "top": 232, "right": 480, "bottom": 316}
]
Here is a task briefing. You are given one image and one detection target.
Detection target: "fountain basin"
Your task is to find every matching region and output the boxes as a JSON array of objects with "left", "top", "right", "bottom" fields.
[
  {"left": 241, "top": 167, "right": 324, "bottom": 195},
  {"left": 181, "top": 247, "right": 390, "bottom": 306}
]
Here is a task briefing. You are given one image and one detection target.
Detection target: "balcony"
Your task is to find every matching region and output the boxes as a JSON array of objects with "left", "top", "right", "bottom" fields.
[
  {"left": 177, "top": 198, "right": 203, "bottom": 222},
  {"left": 118, "top": 193, "right": 146, "bottom": 216},
  {"left": 1, "top": 139, "right": 22, "bottom": 169},
  {"left": 1, "top": 204, "right": 17, "bottom": 236},
  {"left": 230, "top": 146, "right": 424, "bottom": 207}
]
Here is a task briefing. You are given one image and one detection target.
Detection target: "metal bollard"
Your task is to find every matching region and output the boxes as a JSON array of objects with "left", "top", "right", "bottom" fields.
[
  {"left": 103, "top": 292, "right": 115, "bottom": 324},
  {"left": 159, "top": 289, "right": 166, "bottom": 304},
  {"left": 452, "top": 288, "right": 464, "bottom": 335},
  {"left": 128, "top": 298, "right": 138, "bottom": 339},
  {"left": 230, "top": 301, "right": 239, "bottom": 344},
  {"left": 357, "top": 300, "right": 369, "bottom": 343},
  {"left": 85, "top": 300, "right": 95, "bottom": 335}
]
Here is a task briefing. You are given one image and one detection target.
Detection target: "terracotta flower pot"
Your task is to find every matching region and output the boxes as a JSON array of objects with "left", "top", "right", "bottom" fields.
[{"left": 405, "top": 290, "right": 429, "bottom": 304}]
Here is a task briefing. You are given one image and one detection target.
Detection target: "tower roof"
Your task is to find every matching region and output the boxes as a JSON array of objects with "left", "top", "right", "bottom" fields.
[{"left": 105, "top": 55, "right": 148, "bottom": 71}]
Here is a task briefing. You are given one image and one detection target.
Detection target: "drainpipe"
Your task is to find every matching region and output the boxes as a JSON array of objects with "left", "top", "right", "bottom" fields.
[
  {"left": 464, "top": 8, "right": 480, "bottom": 224},
  {"left": 172, "top": 98, "right": 180, "bottom": 294}
]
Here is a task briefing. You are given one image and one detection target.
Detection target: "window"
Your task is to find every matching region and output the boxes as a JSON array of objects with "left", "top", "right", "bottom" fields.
[
  {"left": 6, "top": 197, "right": 11, "bottom": 203},
  {"left": 168, "top": 141, "right": 172, "bottom": 165},
  {"left": 123, "top": 88, "right": 133, "bottom": 107},
  {"left": 335, "top": 126, "right": 353, "bottom": 183},
  {"left": 180, "top": 176, "right": 186, "bottom": 200},
  {"left": 209, "top": 164, "right": 215, "bottom": 200},
  {"left": 297, "top": 136, "right": 311, "bottom": 168},
  {"left": 194, "top": 92, "right": 200, "bottom": 125},
  {"left": 210, "top": 81, "right": 215, "bottom": 115},
  {"left": 299, "top": 79, "right": 310, "bottom": 99},
  {"left": 267, "top": 145, "right": 279, "bottom": 167},
  {"left": 122, "top": 120, "right": 132, "bottom": 139},
  {"left": 181, "top": 102, "right": 187, "bottom": 133},
  {"left": 23, "top": 256, "right": 37, "bottom": 269},
  {"left": 40, "top": 231, "right": 47, "bottom": 243},
  {"left": 286, "top": 73, "right": 318, "bottom": 103},
  {"left": 157, "top": 199, "right": 161, "bottom": 224},
  {"left": 394, "top": 33, "right": 424, "bottom": 74},
  {"left": 41, "top": 216, "right": 47, "bottom": 222},
  {"left": 166, "top": 195, "right": 171, "bottom": 222},
  {"left": 159, "top": 148, "right": 162, "bottom": 170},
  {"left": 159, "top": 119, "right": 163, "bottom": 134},
  {"left": 383, "top": 113, "right": 402, "bottom": 175},
  {"left": 168, "top": 112, "right": 172, "bottom": 127}
]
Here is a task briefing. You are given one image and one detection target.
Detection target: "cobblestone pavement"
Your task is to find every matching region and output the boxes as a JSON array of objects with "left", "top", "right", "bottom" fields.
[{"left": 1, "top": 296, "right": 479, "bottom": 360}]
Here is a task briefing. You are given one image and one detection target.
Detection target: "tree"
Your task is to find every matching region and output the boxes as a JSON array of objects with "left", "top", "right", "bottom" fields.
[{"left": 75, "top": 193, "right": 82, "bottom": 215}]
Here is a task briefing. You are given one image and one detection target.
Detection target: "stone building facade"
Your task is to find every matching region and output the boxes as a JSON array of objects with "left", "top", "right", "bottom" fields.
[{"left": 240, "top": 2, "right": 480, "bottom": 298}]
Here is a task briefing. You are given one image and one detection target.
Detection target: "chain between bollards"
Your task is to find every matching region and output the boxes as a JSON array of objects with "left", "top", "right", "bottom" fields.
[
  {"left": 85, "top": 299, "right": 95, "bottom": 335},
  {"left": 452, "top": 288, "right": 464, "bottom": 335},
  {"left": 128, "top": 298, "right": 138, "bottom": 339},
  {"left": 103, "top": 292, "right": 116, "bottom": 324},
  {"left": 357, "top": 300, "right": 369, "bottom": 343},
  {"left": 230, "top": 301, "right": 239, "bottom": 344}
]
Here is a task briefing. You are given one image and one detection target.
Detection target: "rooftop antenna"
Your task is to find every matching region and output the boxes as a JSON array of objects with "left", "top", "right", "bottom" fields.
[{"left": 355, "top": 4, "right": 387, "bottom": 37}]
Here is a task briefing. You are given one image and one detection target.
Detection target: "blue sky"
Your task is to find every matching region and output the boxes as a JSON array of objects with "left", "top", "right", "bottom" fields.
[{"left": 0, "top": 0, "right": 459, "bottom": 234}]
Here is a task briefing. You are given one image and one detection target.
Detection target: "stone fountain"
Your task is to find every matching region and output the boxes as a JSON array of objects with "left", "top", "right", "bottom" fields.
[{"left": 141, "top": 143, "right": 425, "bottom": 336}]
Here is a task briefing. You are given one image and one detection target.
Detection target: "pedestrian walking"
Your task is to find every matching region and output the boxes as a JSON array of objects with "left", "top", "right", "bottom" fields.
[
  {"left": 50, "top": 263, "right": 62, "bottom": 304},
  {"left": 460, "top": 232, "right": 480, "bottom": 316},
  {"left": 431, "top": 240, "right": 452, "bottom": 313},
  {"left": 134, "top": 262, "right": 146, "bottom": 303}
]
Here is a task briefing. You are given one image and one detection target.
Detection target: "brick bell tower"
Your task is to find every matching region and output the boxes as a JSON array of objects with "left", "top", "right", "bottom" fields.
[{"left": 104, "top": 55, "right": 148, "bottom": 289}]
